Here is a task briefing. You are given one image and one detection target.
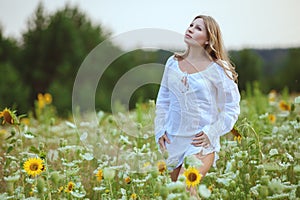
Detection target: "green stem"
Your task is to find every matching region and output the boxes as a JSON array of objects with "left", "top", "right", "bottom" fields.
[
  {"left": 109, "top": 180, "right": 113, "bottom": 199},
  {"left": 249, "top": 125, "right": 263, "bottom": 163},
  {"left": 15, "top": 124, "right": 26, "bottom": 195},
  {"left": 44, "top": 159, "right": 52, "bottom": 200}
]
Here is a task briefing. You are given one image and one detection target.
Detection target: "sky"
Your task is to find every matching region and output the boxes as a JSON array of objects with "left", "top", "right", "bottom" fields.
[{"left": 0, "top": 0, "right": 300, "bottom": 50}]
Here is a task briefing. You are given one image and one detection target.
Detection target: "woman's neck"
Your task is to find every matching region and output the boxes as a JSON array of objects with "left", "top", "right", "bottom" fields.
[{"left": 185, "top": 46, "right": 211, "bottom": 63}]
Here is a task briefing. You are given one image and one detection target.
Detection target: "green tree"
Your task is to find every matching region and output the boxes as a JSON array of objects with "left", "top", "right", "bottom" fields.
[
  {"left": 0, "top": 27, "right": 29, "bottom": 112},
  {"left": 278, "top": 48, "right": 300, "bottom": 92},
  {"left": 0, "top": 63, "right": 29, "bottom": 112},
  {"left": 230, "top": 49, "right": 264, "bottom": 91},
  {"left": 18, "top": 3, "right": 111, "bottom": 114},
  {"left": 0, "top": 27, "right": 20, "bottom": 65}
]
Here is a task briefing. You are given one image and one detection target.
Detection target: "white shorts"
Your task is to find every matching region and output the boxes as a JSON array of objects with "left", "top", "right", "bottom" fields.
[{"left": 165, "top": 132, "right": 216, "bottom": 170}]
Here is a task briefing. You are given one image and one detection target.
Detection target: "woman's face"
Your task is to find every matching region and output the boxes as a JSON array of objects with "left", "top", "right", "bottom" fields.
[{"left": 184, "top": 18, "right": 209, "bottom": 47}]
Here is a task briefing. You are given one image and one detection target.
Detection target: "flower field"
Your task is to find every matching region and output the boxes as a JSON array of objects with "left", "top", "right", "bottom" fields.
[{"left": 1, "top": 88, "right": 300, "bottom": 200}]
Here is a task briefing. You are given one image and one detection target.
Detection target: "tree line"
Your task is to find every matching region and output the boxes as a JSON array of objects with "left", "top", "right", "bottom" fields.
[{"left": 0, "top": 3, "right": 299, "bottom": 116}]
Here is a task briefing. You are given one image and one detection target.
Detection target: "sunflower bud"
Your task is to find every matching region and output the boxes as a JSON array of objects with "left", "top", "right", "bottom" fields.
[
  {"left": 37, "top": 177, "right": 45, "bottom": 194},
  {"left": 50, "top": 171, "right": 60, "bottom": 186},
  {"left": 260, "top": 175, "right": 270, "bottom": 185},
  {"left": 16, "top": 139, "right": 22, "bottom": 147},
  {"left": 258, "top": 185, "right": 269, "bottom": 198},
  {"left": 39, "top": 142, "right": 45, "bottom": 151},
  {"left": 159, "top": 186, "right": 169, "bottom": 199}
]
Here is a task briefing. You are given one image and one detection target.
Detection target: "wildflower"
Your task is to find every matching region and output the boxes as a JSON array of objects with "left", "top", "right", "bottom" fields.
[
  {"left": 0, "top": 129, "right": 6, "bottom": 136},
  {"left": 0, "top": 108, "right": 18, "bottom": 125},
  {"left": 157, "top": 161, "right": 167, "bottom": 174},
  {"left": 44, "top": 93, "right": 52, "bottom": 104},
  {"left": 103, "top": 168, "right": 115, "bottom": 180},
  {"left": 208, "top": 185, "right": 214, "bottom": 192},
  {"left": 23, "top": 157, "right": 45, "bottom": 177},
  {"left": 38, "top": 93, "right": 46, "bottom": 109},
  {"left": 199, "top": 184, "right": 211, "bottom": 198},
  {"left": 268, "top": 179, "right": 284, "bottom": 194},
  {"left": 184, "top": 154, "right": 203, "bottom": 169},
  {"left": 184, "top": 167, "right": 202, "bottom": 188},
  {"left": 268, "top": 114, "right": 276, "bottom": 123},
  {"left": 279, "top": 100, "right": 290, "bottom": 111},
  {"left": 65, "top": 181, "right": 75, "bottom": 193},
  {"left": 143, "top": 162, "right": 150, "bottom": 168},
  {"left": 295, "top": 96, "right": 300, "bottom": 104},
  {"left": 95, "top": 169, "right": 103, "bottom": 182},
  {"left": 234, "top": 135, "right": 242, "bottom": 144},
  {"left": 37, "top": 93, "right": 52, "bottom": 109},
  {"left": 166, "top": 181, "right": 186, "bottom": 192},
  {"left": 4, "top": 174, "right": 20, "bottom": 182},
  {"left": 268, "top": 90, "right": 277, "bottom": 103},
  {"left": 269, "top": 148, "right": 279, "bottom": 156},
  {"left": 130, "top": 193, "right": 137, "bottom": 199},
  {"left": 124, "top": 176, "right": 131, "bottom": 184},
  {"left": 58, "top": 186, "right": 64, "bottom": 193},
  {"left": 21, "top": 117, "right": 30, "bottom": 126}
]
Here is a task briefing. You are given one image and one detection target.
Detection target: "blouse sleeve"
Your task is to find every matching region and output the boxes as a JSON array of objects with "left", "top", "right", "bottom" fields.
[
  {"left": 202, "top": 66, "right": 240, "bottom": 148},
  {"left": 154, "top": 58, "right": 171, "bottom": 143}
]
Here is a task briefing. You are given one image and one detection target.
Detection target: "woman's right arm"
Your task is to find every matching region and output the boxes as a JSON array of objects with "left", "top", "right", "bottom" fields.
[{"left": 154, "top": 60, "right": 170, "bottom": 144}]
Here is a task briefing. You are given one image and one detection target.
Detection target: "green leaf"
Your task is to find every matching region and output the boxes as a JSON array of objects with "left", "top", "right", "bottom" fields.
[
  {"left": 24, "top": 131, "right": 36, "bottom": 139},
  {"left": 29, "top": 146, "right": 40, "bottom": 154},
  {"left": 9, "top": 138, "right": 17, "bottom": 144},
  {"left": 5, "top": 130, "right": 16, "bottom": 140},
  {"left": 6, "top": 145, "right": 13, "bottom": 154}
]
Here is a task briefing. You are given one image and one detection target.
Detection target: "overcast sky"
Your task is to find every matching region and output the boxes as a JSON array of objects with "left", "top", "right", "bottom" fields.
[{"left": 0, "top": 0, "right": 300, "bottom": 50}]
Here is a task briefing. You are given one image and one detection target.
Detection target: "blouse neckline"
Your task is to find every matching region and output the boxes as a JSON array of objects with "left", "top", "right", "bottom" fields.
[{"left": 175, "top": 58, "right": 215, "bottom": 75}]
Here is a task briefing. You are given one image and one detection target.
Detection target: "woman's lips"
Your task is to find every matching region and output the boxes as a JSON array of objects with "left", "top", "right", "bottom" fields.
[{"left": 185, "top": 34, "right": 192, "bottom": 39}]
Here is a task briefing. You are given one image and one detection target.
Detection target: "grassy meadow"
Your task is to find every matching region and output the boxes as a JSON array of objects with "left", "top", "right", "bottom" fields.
[{"left": 0, "top": 87, "right": 300, "bottom": 200}]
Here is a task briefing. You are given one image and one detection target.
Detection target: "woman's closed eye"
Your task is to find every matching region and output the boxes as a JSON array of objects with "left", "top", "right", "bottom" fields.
[
  {"left": 189, "top": 23, "right": 202, "bottom": 31},
  {"left": 196, "top": 26, "right": 202, "bottom": 31}
]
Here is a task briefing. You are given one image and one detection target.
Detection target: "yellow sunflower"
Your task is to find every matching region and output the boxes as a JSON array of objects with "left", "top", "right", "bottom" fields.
[
  {"left": 23, "top": 157, "right": 45, "bottom": 177},
  {"left": 37, "top": 93, "right": 46, "bottom": 109},
  {"left": 231, "top": 127, "right": 241, "bottom": 138},
  {"left": 130, "top": 193, "right": 137, "bottom": 200},
  {"left": 184, "top": 167, "right": 202, "bottom": 188},
  {"left": 95, "top": 169, "right": 103, "bottom": 182},
  {"left": 268, "top": 114, "right": 276, "bottom": 124},
  {"left": 37, "top": 93, "right": 53, "bottom": 109},
  {"left": 124, "top": 176, "right": 131, "bottom": 184},
  {"left": 65, "top": 181, "right": 75, "bottom": 193},
  {"left": 0, "top": 108, "right": 17, "bottom": 125},
  {"left": 279, "top": 100, "right": 291, "bottom": 111},
  {"left": 44, "top": 93, "right": 52, "bottom": 104},
  {"left": 157, "top": 160, "right": 167, "bottom": 174}
]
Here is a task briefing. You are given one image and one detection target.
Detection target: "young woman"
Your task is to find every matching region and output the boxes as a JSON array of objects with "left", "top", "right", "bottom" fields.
[{"left": 154, "top": 15, "right": 240, "bottom": 183}]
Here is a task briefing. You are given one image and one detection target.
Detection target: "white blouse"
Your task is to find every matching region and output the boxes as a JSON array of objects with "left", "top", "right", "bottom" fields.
[{"left": 155, "top": 55, "right": 240, "bottom": 153}]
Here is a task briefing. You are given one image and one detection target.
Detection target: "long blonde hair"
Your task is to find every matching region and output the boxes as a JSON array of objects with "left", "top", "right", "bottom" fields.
[{"left": 175, "top": 15, "right": 238, "bottom": 83}]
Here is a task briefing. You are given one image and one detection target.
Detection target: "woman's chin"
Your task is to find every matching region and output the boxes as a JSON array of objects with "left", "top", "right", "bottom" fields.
[{"left": 184, "top": 38, "right": 192, "bottom": 45}]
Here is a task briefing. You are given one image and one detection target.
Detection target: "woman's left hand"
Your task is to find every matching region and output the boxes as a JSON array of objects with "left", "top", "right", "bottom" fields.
[{"left": 191, "top": 132, "right": 211, "bottom": 148}]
